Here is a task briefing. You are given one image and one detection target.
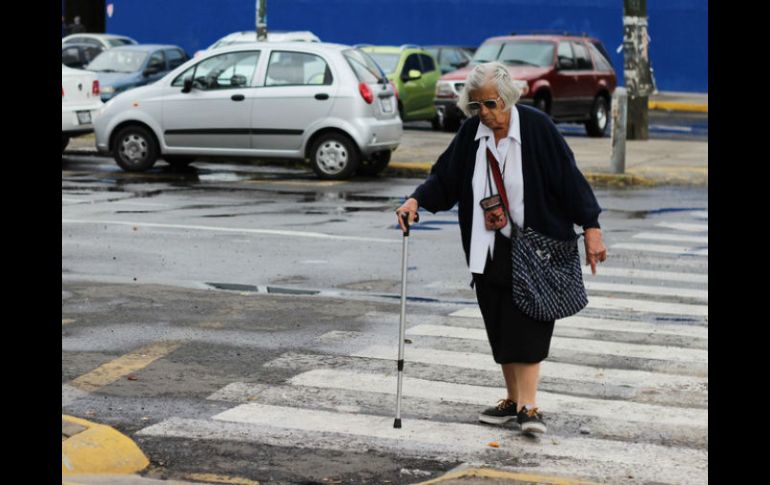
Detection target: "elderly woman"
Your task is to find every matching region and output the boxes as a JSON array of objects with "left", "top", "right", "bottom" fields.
[{"left": 395, "top": 61, "right": 607, "bottom": 435}]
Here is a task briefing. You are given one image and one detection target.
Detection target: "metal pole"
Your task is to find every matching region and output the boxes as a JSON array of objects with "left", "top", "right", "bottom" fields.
[
  {"left": 623, "top": 0, "right": 653, "bottom": 140},
  {"left": 256, "top": 0, "right": 267, "bottom": 41},
  {"left": 394, "top": 213, "right": 410, "bottom": 428},
  {"left": 610, "top": 87, "right": 628, "bottom": 174}
]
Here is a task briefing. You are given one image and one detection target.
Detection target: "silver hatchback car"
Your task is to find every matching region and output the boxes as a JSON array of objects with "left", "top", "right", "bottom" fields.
[{"left": 93, "top": 42, "right": 402, "bottom": 179}]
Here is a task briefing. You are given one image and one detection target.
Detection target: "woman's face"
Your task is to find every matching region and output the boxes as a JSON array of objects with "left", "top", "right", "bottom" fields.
[{"left": 470, "top": 83, "right": 510, "bottom": 131}]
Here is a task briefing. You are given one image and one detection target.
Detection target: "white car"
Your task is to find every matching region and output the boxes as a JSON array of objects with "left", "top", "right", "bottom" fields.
[
  {"left": 62, "top": 65, "right": 104, "bottom": 152},
  {"left": 193, "top": 31, "right": 320, "bottom": 57},
  {"left": 62, "top": 33, "right": 138, "bottom": 50}
]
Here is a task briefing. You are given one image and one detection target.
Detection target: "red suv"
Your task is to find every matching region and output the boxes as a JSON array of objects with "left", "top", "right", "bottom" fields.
[{"left": 434, "top": 34, "right": 617, "bottom": 137}]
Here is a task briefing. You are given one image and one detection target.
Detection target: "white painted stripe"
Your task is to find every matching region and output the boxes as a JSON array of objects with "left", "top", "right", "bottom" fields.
[
  {"left": 582, "top": 266, "right": 707, "bottom": 283},
  {"left": 61, "top": 219, "right": 396, "bottom": 243},
  {"left": 406, "top": 324, "right": 708, "bottom": 363},
  {"left": 632, "top": 232, "right": 709, "bottom": 244},
  {"left": 287, "top": 369, "right": 707, "bottom": 428},
  {"left": 656, "top": 222, "right": 708, "bottom": 232},
  {"left": 138, "top": 416, "right": 707, "bottom": 484},
  {"left": 690, "top": 211, "right": 709, "bottom": 219},
  {"left": 352, "top": 345, "right": 707, "bottom": 390},
  {"left": 648, "top": 124, "right": 693, "bottom": 133},
  {"left": 451, "top": 295, "right": 708, "bottom": 317},
  {"left": 559, "top": 315, "right": 708, "bottom": 339},
  {"left": 583, "top": 281, "right": 708, "bottom": 300},
  {"left": 613, "top": 242, "right": 708, "bottom": 256}
]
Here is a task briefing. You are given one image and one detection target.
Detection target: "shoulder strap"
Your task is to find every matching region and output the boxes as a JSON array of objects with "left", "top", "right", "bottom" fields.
[{"left": 486, "top": 148, "right": 510, "bottom": 214}]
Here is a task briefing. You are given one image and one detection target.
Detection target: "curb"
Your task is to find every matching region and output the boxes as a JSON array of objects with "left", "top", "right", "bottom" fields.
[
  {"left": 413, "top": 467, "right": 607, "bottom": 485},
  {"left": 62, "top": 414, "right": 150, "bottom": 476},
  {"left": 648, "top": 100, "right": 708, "bottom": 113}
]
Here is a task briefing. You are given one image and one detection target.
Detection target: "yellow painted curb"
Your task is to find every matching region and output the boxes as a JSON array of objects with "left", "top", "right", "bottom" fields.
[
  {"left": 388, "top": 161, "right": 434, "bottom": 171},
  {"left": 413, "top": 467, "right": 607, "bottom": 485},
  {"left": 62, "top": 415, "right": 150, "bottom": 476},
  {"left": 648, "top": 101, "right": 708, "bottom": 113}
]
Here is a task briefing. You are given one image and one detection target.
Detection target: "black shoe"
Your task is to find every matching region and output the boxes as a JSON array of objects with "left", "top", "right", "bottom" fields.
[
  {"left": 478, "top": 398, "right": 519, "bottom": 425},
  {"left": 518, "top": 406, "right": 547, "bottom": 434}
]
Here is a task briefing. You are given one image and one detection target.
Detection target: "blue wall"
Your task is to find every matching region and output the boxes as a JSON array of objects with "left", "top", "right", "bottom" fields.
[{"left": 105, "top": 0, "right": 707, "bottom": 93}]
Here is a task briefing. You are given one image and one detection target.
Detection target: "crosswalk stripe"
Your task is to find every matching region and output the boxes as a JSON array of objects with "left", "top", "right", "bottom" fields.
[
  {"left": 613, "top": 242, "right": 708, "bottom": 256},
  {"left": 583, "top": 281, "right": 707, "bottom": 300},
  {"left": 690, "top": 211, "right": 709, "bottom": 219},
  {"left": 285, "top": 369, "right": 707, "bottom": 428},
  {"left": 581, "top": 266, "right": 707, "bottom": 283},
  {"left": 450, "top": 296, "right": 708, "bottom": 317},
  {"left": 352, "top": 345, "right": 707, "bottom": 390},
  {"left": 405, "top": 324, "right": 708, "bottom": 362},
  {"left": 137, "top": 415, "right": 706, "bottom": 485},
  {"left": 632, "top": 232, "right": 709, "bottom": 244},
  {"left": 655, "top": 222, "right": 708, "bottom": 232}
]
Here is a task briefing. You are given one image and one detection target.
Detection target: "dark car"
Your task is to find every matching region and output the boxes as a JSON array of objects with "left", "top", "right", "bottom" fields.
[
  {"left": 86, "top": 44, "right": 189, "bottom": 101},
  {"left": 423, "top": 46, "right": 474, "bottom": 74},
  {"left": 62, "top": 43, "right": 105, "bottom": 69},
  {"left": 434, "top": 33, "right": 617, "bottom": 137}
]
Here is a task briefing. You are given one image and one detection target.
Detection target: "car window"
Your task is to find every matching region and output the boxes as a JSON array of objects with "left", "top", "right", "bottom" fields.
[
  {"left": 165, "top": 49, "right": 187, "bottom": 69},
  {"left": 571, "top": 42, "right": 593, "bottom": 70},
  {"left": 108, "top": 38, "right": 135, "bottom": 47},
  {"left": 442, "top": 48, "right": 464, "bottom": 69},
  {"left": 84, "top": 46, "right": 103, "bottom": 63},
  {"left": 172, "top": 50, "right": 260, "bottom": 89},
  {"left": 557, "top": 41, "right": 575, "bottom": 70},
  {"left": 471, "top": 43, "right": 503, "bottom": 64},
  {"left": 147, "top": 51, "right": 165, "bottom": 71},
  {"left": 62, "top": 47, "right": 80, "bottom": 67},
  {"left": 265, "top": 51, "right": 332, "bottom": 86},
  {"left": 419, "top": 54, "right": 436, "bottom": 73},
  {"left": 65, "top": 36, "right": 85, "bottom": 44},
  {"left": 424, "top": 48, "right": 439, "bottom": 59},
  {"left": 365, "top": 52, "right": 400, "bottom": 75},
  {"left": 82, "top": 38, "right": 102, "bottom": 47},
  {"left": 403, "top": 54, "right": 421, "bottom": 74},
  {"left": 498, "top": 41, "right": 554, "bottom": 67},
  {"left": 344, "top": 49, "right": 386, "bottom": 83},
  {"left": 88, "top": 49, "right": 148, "bottom": 73},
  {"left": 588, "top": 42, "right": 613, "bottom": 71}
]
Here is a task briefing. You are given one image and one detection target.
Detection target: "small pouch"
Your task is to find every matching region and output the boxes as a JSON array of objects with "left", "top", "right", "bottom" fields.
[{"left": 480, "top": 194, "right": 507, "bottom": 230}]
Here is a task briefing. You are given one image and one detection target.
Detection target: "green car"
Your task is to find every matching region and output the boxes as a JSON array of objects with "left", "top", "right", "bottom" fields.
[{"left": 360, "top": 45, "right": 441, "bottom": 128}]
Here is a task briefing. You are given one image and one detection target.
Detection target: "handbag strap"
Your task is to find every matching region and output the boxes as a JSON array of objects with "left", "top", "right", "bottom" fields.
[{"left": 486, "top": 148, "right": 510, "bottom": 214}]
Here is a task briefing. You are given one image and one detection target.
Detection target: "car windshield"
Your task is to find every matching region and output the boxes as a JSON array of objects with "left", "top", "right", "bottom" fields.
[
  {"left": 344, "top": 49, "right": 386, "bottom": 83},
  {"left": 471, "top": 40, "right": 555, "bottom": 67},
  {"left": 366, "top": 53, "right": 400, "bottom": 75},
  {"left": 87, "top": 50, "right": 148, "bottom": 73},
  {"left": 107, "top": 38, "right": 135, "bottom": 47}
]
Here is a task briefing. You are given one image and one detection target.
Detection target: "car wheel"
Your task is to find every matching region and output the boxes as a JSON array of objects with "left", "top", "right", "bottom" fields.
[
  {"left": 164, "top": 155, "right": 196, "bottom": 168},
  {"left": 113, "top": 125, "right": 159, "bottom": 172},
  {"left": 357, "top": 150, "right": 391, "bottom": 176},
  {"left": 61, "top": 135, "right": 70, "bottom": 153},
  {"left": 585, "top": 95, "right": 610, "bottom": 137},
  {"left": 310, "top": 133, "right": 359, "bottom": 180},
  {"left": 398, "top": 103, "right": 405, "bottom": 121},
  {"left": 431, "top": 114, "right": 441, "bottom": 131},
  {"left": 534, "top": 93, "right": 549, "bottom": 114}
]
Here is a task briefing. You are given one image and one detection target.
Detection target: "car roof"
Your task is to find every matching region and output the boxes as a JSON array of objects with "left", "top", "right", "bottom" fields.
[
  {"left": 205, "top": 41, "right": 349, "bottom": 54},
  {"left": 64, "top": 33, "right": 134, "bottom": 40},
  {"left": 108, "top": 44, "right": 183, "bottom": 52},
  {"left": 62, "top": 42, "right": 103, "bottom": 49},
  {"left": 483, "top": 34, "right": 600, "bottom": 43},
  {"left": 217, "top": 31, "right": 319, "bottom": 41}
]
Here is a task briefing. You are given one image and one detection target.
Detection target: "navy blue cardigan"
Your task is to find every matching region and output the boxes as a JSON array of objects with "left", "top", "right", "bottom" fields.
[{"left": 409, "top": 104, "right": 601, "bottom": 269}]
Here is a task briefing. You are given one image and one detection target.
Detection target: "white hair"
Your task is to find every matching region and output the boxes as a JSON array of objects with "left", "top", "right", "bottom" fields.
[{"left": 457, "top": 61, "right": 521, "bottom": 117}]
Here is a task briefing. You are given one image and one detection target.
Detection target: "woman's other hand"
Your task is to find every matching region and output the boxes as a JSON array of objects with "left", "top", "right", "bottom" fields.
[
  {"left": 584, "top": 228, "right": 607, "bottom": 275},
  {"left": 396, "top": 198, "right": 420, "bottom": 232}
]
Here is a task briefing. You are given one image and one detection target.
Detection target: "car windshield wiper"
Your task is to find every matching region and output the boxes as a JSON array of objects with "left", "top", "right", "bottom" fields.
[
  {"left": 94, "top": 68, "right": 118, "bottom": 73},
  {"left": 503, "top": 59, "right": 538, "bottom": 67}
]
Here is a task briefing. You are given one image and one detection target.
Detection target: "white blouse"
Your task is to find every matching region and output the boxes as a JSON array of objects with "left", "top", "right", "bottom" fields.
[{"left": 469, "top": 106, "right": 525, "bottom": 275}]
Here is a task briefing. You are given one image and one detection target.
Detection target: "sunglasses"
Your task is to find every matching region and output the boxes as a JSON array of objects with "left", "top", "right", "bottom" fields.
[{"left": 467, "top": 96, "right": 503, "bottom": 112}]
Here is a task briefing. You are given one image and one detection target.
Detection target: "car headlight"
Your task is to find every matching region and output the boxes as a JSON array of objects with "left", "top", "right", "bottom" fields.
[
  {"left": 101, "top": 85, "right": 116, "bottom": 94},
  {"left": 512, "top": 79, "right": 529, "bottom": 96}
]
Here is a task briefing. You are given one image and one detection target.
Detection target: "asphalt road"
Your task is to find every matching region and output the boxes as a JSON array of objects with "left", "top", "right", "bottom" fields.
[{"left": 62, "top": 153, "right": 708, "bottom": 484}]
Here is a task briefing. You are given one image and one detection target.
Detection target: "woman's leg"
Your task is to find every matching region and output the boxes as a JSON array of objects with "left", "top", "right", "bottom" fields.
[
  {"left": 501, "top": 363, "right": 518, "bottom": 402},
  {"left": 512, "top": 362, "right": 541, "bottom": 411}
]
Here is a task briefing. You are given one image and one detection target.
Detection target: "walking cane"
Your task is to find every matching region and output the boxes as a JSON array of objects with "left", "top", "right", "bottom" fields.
[{"left": 394, "top": 210, "right": 418, "bottom": 429}]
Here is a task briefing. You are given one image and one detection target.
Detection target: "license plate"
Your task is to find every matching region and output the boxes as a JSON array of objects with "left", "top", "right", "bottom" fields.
[
  {"left": 380, "top": 97, "right": 393, "bottom": 113},
  {"left": 76, "top": 111, "right": 91, "bottom": 125}
]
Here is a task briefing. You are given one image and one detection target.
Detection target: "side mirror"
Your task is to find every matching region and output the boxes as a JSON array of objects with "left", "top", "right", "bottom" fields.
[
  {"left": 405, "top": 69, "right": 422, "bottom": 81},
  {"left": 557, "top": 58, "right": 575, "bottom": 70},
  {"left": 143, "top": 65, "right": 161, "bottom": 77},
  {"left": 182, "top": 78, "right": 193, "bottom": 93}
]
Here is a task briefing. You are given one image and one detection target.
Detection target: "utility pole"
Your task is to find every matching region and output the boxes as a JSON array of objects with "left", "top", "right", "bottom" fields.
[
  {"left": 256, "top": 0, "right": 267, "bottom": 41},
  {"left": 622, "top": 0, "right": 654, "bottom": 140}
]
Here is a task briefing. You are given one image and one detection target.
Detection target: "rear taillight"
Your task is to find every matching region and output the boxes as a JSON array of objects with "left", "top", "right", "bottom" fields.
[
  {"left": 389, "top": 81, "right": 399, "bottom": 100},
  {"left": 358, "top": 82, "right": 374, "bottom": 104},
  {"left": 92, "top": 80, "right": 100, "bottom": 96}
]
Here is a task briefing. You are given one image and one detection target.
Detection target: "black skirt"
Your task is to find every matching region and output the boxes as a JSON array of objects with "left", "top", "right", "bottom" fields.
[{"left": 472, "top": 231, "right": 556, "bottom": 364}]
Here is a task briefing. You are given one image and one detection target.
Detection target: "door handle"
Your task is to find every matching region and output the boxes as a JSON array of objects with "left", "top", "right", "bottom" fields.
[
  {"left": 314, "top": 93, "right": 329, "bottom": 100},
  {"left": 231, "top": 94, "right": 245, "bottom": 101}
]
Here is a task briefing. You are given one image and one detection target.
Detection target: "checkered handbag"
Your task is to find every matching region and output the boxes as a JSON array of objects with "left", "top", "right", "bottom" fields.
[{"left": 486, "top": 149, "right": 587, "bottom": 321}]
